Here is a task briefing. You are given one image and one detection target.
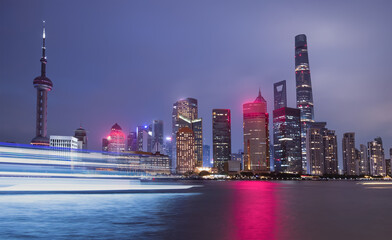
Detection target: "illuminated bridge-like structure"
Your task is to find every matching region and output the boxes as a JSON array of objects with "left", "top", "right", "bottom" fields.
[{"left": 0, "top": 142, "right": 171, "bottom": 179}]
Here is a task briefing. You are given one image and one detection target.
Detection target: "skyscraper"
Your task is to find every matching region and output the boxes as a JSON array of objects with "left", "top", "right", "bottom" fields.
[
  {"left": 367, "top": 137, "right": 385, "bottom": 176},
  {"left": 359, "top": 144, "right": 370, "bottom": 175},
  {"left": 212, "top": 109, "right": 232, "bottom": 173},
  {"left": 127, "top": 131, "right": 138, "bottom": 151},
  {"left": 172, "top": 98, "right": 203, "bottom": 170},
  {"left": 273, "top": 80, "right": 287, "bottom": 110},
  {"left": 243, "top": 90, "right": 269, "bottom": 172},
  {"left": 137, "top": 125, "right": 151, "bottom": 152},
  {"left": 342, "top": 133, "right": 358, "bottom": 175},
  {"left": 31, "top": 22, "right": 53, "bottom": 146},
  {"left": 151, "top": 120, "right": 164, "bottom": 153},
  {"left": 203, "top": 145, "right": 211, "bottom": 167},
  {"left": 323, "top": 130, "right": 338, "bottom": 175},
  {"left": 102, "top": 123, "right": 126, "bottom": 153},
  {"left": 74, "top": 127, "right": 87, "bottom": 149},
  {"left": 273, "top": 107, "right": 302, "bottom": 174},
  {"left": 176, "top": 127, "right": 196, "bottom": 174},
  {"left": 295, "top": 34, "right": 315, "bottom": 172}
]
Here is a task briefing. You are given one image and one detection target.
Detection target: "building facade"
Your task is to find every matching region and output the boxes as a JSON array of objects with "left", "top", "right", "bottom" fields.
[
  {"left": 243, "top": 90, "right": 269, "bottom": 172},
  {"left": 212, "top": 109, "right": 232, "bottom": 173},
  {"left": 176, "top": 127, "right": 196, "bottom": 174},
  {"left": 50, "top": 136, "right": 79, "bottom": 149},
  {"left": 323, "top": 130, "right": 338, "bottom": 175},
  {"left": 31, "top": 23, "right": 53, "bottom": 146},
  {"left": 74, "top": 127, "right": 87, "bottom": 149},
  {"left": 102, "top": 123, "right": 126, "bottom": 153},
  {"left": 137, "top": 125, "right": 151, "bottom": 152},
  {"left": 295, "top": 34, "right": 315, "bottom": 172},
  {"left": 359, "top": 144, "right": 370, "bottom": 175},
  {"left": 273, "top": 80, "right": 287, "bottom": 110},
  {"left": 342, "top": 132, "right": 358, "bottom": 175},
  {"left": 151, "top": 120, "right": 164, "bottom": 153},
  {"left": 273, "top": 107, "right": 302, "bottom": 174},
  {"left": 127, "top": 132, "right": 138, "bottom": 151}
]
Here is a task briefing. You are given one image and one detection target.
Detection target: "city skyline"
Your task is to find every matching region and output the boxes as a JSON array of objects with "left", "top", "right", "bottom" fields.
[{"left": 1, "top": 0, "right": 392, "bottom": 172}]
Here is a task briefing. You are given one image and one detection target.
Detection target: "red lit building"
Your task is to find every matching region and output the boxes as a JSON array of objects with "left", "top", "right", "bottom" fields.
[
  {"left": 243, "top": 90, "right": 270, "bottom": 172},
  {"left": 102, "top": 123, "right": 126, "bottom": 153}
]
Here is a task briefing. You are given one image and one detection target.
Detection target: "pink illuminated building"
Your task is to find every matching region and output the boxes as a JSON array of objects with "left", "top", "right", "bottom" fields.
[
  {"left": 102, "top": 123, "right": 126, "bottom": 153},
  {"left": 243, "top": 90, "right": 270, "bottom": 172}
]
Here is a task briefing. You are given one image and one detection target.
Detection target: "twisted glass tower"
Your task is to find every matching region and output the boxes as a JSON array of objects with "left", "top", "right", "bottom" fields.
[
  {"left": 31, "top": 22, "right": 53, "bottom": 146},
  {"left": 295, "top": 34, "right": 314, "bottom": 171}
]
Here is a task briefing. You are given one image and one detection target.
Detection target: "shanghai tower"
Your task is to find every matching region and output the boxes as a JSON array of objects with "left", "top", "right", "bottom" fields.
[
  {"left": 295, "top": 34, "right": 314, "bottom": 172},
  {"left": 31, "top": 22, "right": 53, "bottom": 146}
]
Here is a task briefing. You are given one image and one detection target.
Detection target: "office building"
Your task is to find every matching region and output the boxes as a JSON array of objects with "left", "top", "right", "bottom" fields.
[
  {"left": 342, "top": 133, "right": 358, "bottom": 175},
  {"left": 243, "top": 90, "right": 269, "bottom": 172},
  {"left": 74, "top": 127, "right": 87, "bottom": 149},
  {"left": 212, "top": 109, "right": 232, "bottom": 173},
  {"left": 151, "top": 120, "right": 164, "bottom": 153},
  {"left": 385, "top": 159, "right": 391, "bottom": 176},
  {"left": 172, "top": 98, "right": 203, "bottom": 169},
  {"left": 295, "top": 34, "right": 315, "bottom": 172},
  {"left": 323, "top": 130, "right": 338, "bottom": 175},
  {"left": 176, "top": 127, "right": 196, "bottom": 174},
  {"left": 102, "top": 123, "right": 126, "bottom": 153},
  {"left": 49, "top": 136, "right": 79, "bottom": 149},
  {"left": 127, "top": 132, "right": 138, "bottom": 151},
  {"left": 231, "top": 151, "right": 244, "bottom": 171},
  {"left": 273, "top": 107, "right": 302, "bottom": 174},
  {"left": 31, "top": 22, "right": 53, "bottom": 146},
  {"left": 137, "top": 125, "right": 152, "bottom": 152},
  {"left": 274, "top": 80, "right": 287, "bottom": 110}
]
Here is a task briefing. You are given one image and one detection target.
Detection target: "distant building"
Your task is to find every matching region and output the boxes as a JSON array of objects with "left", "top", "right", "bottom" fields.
[
  {"left": 127, "top": 132, "right": 138, "bottom": 151},
  {"left": 231, "top": 151, "right": 244, "bottom": 171},
  {"left": 367, "top": 137, "right": 385, "bottom": 176},
  {"left": 172, "top": 98, "right": 203, "bottom": 169},
  {"left": 295, "top": 34, "right": 315, "bottom": 172},
  {"left": 137, "top": 125, "right": 151, "bottom": 152},
  {"left": 224, "top": 161, "right": 241, "bottom": 174},
  {"left": 50, "top": 136, "right": 79, "bottom": 149},
  {"left": 151, "top": 120, "right": 164, "bottom": 153},
  {"left": 359, "top": 144, "right": 370, "bottom": 175},
  {"left": 163, "top": 137, "right": 173, "bottom": 162},
  {"left": 306, "top": 122, "right": 338, "bottom": 175},
  {"left": 273, "top": 80, "right": 287, "bottom": 110},
  {"left": 243, "top": 90, "right": 270, "bottom": 172},
  {"left": 74, "top": 127, "right": 87, "bottom": 149},
  {"left": 176, "top": 127, "right": 196, "bottom": 174},
  {"left": 273, "top": 107, "right": 302, "bottom": 174},
  {"left": 342, "top": 133, "right": 359, "bottom": 175},
  {"left": 102, "top": 123, "right": 126, "bottom": 153},
  {"left": 203, "top": 145, "right": 211, "bottom": 167},
  {"left": 212, "top": 109, "right": 232, "bottom": 173},
  {"left": 385, "top": 159, "right": 391, "bottom": 177}
]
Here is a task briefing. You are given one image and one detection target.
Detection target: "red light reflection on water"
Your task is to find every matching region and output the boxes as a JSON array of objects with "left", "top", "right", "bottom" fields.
[{"left": 230, "top": 181, "right": 278, "bottom": 240}]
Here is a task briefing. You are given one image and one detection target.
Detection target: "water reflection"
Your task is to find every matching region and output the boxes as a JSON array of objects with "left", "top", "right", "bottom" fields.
[{"left": 230, "top": 181, "right": 278, "bottom": 240}]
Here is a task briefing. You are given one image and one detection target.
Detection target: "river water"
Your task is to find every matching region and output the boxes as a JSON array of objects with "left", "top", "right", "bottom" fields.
[{"left": 0, "top": 180, "right": 391, "bottom": 240}]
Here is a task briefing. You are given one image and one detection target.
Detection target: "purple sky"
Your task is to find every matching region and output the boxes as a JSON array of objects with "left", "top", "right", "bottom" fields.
[{"left": 1, "top": 0, "right": 392, "bottom": 168}]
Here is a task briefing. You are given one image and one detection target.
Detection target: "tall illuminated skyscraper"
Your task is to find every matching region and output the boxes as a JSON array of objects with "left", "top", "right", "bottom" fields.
[
  {"left": 102, "top": 123, "right": 126, "bottom": 153},
  {"left": 342, "top": 132, "right": 358, "bottom": 175},
  {"left": 295, "top": 34, "right": 315, "bottom": 172},
  {"left": 243, "top": 90, "right": 269, "bottom": 172},
  {"left": 212, "top": 109, "right": 231, "bottom": 173},
  {"left": 31, "top": 22, "right": 53, "bottom": 146},
  {"left": 172, "top": 98, "right": 203, "bottom": 170},
  {"left": 367, "top": 137, "right": 385, "bottom": 176},
  {"left": 176, "top": 127, "right": 196, "bottom": 174}
]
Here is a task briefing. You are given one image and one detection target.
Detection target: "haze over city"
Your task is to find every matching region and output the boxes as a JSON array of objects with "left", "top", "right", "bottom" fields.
[{"left": 1, "top": 0, "right": 392, "bottom": 170}]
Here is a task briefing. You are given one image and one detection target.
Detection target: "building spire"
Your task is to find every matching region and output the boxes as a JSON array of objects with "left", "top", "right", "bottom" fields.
[
  {"left": 255, "top": 88, "right": 266, "bottom": 103},
  {"left": 40, "top": 21, "right": 47, "bottom": 77}
]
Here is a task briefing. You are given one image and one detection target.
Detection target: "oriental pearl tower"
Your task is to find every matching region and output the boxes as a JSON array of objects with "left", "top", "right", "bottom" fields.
[{"left": 31, "top": 21, "right": 53, "bottom": 146}]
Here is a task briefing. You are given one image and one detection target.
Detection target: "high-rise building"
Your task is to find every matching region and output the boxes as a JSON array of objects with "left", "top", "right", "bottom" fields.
[
  {"left": 342, "top": 133, "right": 358, "bottom": 175},
  {"left": 50, "top": 136, "right": 79, "bottom": 149},
  {"left": 306, "top": 122, "right": 338, "bottom": 175},
  {"left": 176, "top": 127, "right": 196, "bottom": 174},
  {"left": 172, "top": 98, "right": 203, "bottom": 170},
  {"left": 243, "top": 90, "right": 269, "bottom": 172},
  {"left": 163, "top": 137, "right": 173, "bottom": 162},
  {"left": 359, "top": 144, "right": 370, "bottom": 175},
  {"left": 212, "top": 109, "right": 232, "bottom": 173},
  {"left": 203, "top": 145, "right": 211, "bottom": 167},
  {"left": 127, "top": 132, "right": 138, "bottom": 151},
  {"left": 151, "top": 120, "right": 164, "bottom": 153},
  {"left": 137, "top": 125, "right": 151, "bottom": 152},
  {"left": 273, "top": 107, "right": 302, "bottom": 174},
  {"left": 367, "top": 137, "right": 385, "bottom": 176},
  {"left": 231, "top": 150, "right": 244, "bottom": 171},
  {"left": 31, "top": 22, "right": 53, "bottom": 146},
  {"left": 74, "top": 127, "right": 87, "bottom": 149},
  {"left": 385, "top": 159, "right": 391, "bottom": 177},
  {"left": 323, "top": 130, "right": 338, "bottom": 175},
  {"left": 295, "top": 34, "right": 315, "bottom": 172},
  {"left": 102, "top": 123, "right": 126, "bottom": 153},
  {"left": 273, "top": 80, "right": 287, "bottom": 110}
]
